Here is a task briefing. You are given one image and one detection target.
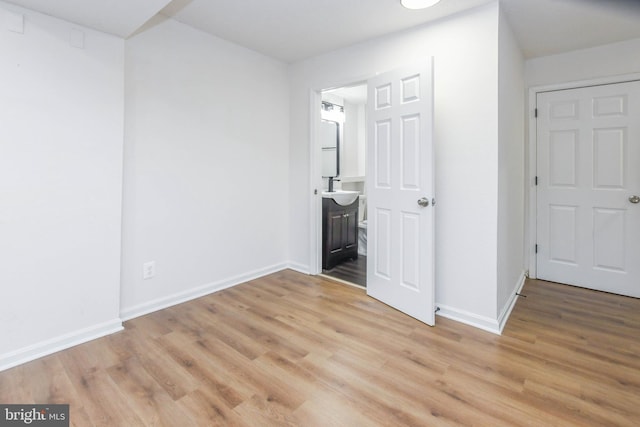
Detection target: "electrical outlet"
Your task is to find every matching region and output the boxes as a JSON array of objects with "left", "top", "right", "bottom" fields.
[{"left": 143, "top": 261, "right": 155, "bottom": 280}]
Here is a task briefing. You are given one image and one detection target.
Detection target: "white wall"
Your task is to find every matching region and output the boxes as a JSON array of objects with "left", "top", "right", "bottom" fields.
[
  {"left": 356, "top": 104, "right": 366, "bottom": 178},
  {"left": 289, "top": 3, "right": 502, "bottom": 327},
  {"left": 120, "top": 17, "right": 290, "bottom": 318},
  {"left": 340, "top": 102, "right": 366, "bottom": 177},
  {"left": 497, "top": 8, "right": 525, "bottom": 325},
  {"left": 0, "top": 3, "right": 124, "bottom": 369},
  {"left": 342, "top": 100, "right": 365, "bottom": 178}
]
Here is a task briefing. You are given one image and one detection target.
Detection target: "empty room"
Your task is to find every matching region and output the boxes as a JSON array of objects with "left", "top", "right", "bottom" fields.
[{"left": 1, "top": 0, "right": 639, "bottom": 425}]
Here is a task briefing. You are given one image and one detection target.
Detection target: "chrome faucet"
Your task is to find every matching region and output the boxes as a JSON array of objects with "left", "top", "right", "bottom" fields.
[{"left": 328, "top": 176, "right": 340, "bottom": 192}]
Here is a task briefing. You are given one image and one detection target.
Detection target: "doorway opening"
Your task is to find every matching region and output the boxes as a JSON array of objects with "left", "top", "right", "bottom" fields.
[
  {"left": 318, "top": 83, "right": 368, "bottom": 288},
  {"left": 310, "top": 59, "right": 436, "bottom": 325}
]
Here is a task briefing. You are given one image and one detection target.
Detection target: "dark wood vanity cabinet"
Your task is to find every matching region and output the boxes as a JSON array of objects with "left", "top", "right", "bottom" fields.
[{"left": 322, "top": 197, "right": 359, "bottom": 270}]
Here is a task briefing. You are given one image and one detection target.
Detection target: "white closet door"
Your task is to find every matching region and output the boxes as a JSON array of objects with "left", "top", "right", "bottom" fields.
[{"left": 537, "top": 81, "right": 640, "bottom": 297}]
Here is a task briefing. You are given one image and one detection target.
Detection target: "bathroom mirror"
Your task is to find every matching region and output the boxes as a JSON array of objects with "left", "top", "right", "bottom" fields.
[
  {"left": 320, "top": 119, "right": 340, "bottom": 178},
  {"left": 322, "top": 85, "right": 367, "bottom": 180}
]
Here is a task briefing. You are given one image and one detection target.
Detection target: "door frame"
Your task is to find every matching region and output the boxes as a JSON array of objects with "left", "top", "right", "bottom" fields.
[
  {"left": 308, "top": 75, "right": 371, "bottom": 275},
  {"left": 526, "top": 72, "right": 640, "bottom": 279}
]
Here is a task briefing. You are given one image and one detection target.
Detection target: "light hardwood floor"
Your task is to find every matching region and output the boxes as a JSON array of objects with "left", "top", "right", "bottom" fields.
[{"left": 1, "top": 270, "right": 639, "bottom": 426}]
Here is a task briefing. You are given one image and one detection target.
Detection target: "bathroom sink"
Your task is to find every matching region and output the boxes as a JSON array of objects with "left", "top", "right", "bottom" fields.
[{"left": 322, "top": 190, "right": 359, "bottom": 206}]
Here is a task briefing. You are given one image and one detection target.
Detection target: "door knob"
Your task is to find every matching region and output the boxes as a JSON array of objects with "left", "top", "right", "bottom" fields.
[
  {"left": 417, "top": 197, "right": 430, "bottom": 207},
  {"left": 630, "top": 195, "right": 640, "bottom": 204}
]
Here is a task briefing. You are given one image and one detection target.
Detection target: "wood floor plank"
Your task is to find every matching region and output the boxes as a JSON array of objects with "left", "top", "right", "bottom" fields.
[
  {"left": 323, "top": 255, "right": 367, "bottom": 287},
  {"left": 119, "top": 328, "right": 201, "bottom": 401},
  {"left": 189, "top": 337, "right": 307, "bottom": 411},
  {"left": 106, "top": 356, "right": 195, "bottom": 427},
  {"left": 232, "top": 393, "right": 300, "bottom": 427},
  {"left": 0, "top": 365, "right": 32, "bottom": 403},
  {"left": 1, "top": 272, "right": 639, "bottom": 426},
  {"left": 23, "top": 355, "right": 81, "bottom": 406},
  {"left": 176, "top": 388, "right": 246, "bottom": 427},
  {"left": 298, "top": 348, "right": 459, "bottom": 427},
  {"left": 292, "top": 387, "right": 382, "bottom": 427},
  {"left": 439, "top": 366, "right": 577, "bottom": 426},
  {"left": 58, "top": 353, "right": 146, "bottom": 427},
  {"left": 187, "top": 302, "right": 268, "bottom": 360},
  {"left": 155, "top": 332, "right": 252, "bottom": 408}
]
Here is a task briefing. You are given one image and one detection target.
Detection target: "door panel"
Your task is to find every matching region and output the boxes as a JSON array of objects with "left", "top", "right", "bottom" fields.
[
  {"left": 328, "top": 214, "right": 343, "bottom": 253},
  {"left": 374, "top": 120, "right": 392, "bottom": 188},
  {"left": 366, "top": 59, "right": 435, "bottom": 325},
  {"left": 548, "top": 204, "right": 577, "bottom": 265},
  {"left": 343, "top": 207, "right": 358, "bottom": 250},
  {"left": 593, "top": 128, "right": 625, "bottom": 188},
  {"left": 537, "top": 81, "right": 640, "bottom": 297},
  {"left": 549, "top": 130, "right": 577, "bottom": 187},
  {"left": 400, "top": 212, "right": 420, "bottom": 291},
  {"left": 593, "top": 208, "right": 625, "bottom": 271},
  {"left": 401, "top": 114, "right": 421, "bottom": 189},
  {"left": 374, "top": 208, "right": 392, "bottom": 280}
]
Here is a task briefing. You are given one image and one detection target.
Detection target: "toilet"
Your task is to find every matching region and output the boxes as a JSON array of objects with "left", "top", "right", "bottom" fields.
[{"left": 358, "top": 195, "right": 367, "bottom": 256}]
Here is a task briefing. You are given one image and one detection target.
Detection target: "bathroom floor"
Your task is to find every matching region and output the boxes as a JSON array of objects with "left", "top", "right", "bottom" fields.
[{"left": 323, "top": 256, "right": 366, "bottom": 287}]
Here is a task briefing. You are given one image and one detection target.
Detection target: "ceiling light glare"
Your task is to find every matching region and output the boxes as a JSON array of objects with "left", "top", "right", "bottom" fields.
[{"left": 401, "top": 0, "right": 441, "bottom": 10}]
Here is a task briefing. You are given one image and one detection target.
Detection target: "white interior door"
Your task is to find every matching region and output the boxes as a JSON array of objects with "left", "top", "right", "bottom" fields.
[
  {"left": 536, "top": 81, "right": 640, "bottom": 297},
  {"left": 366, "top": 59, "right": 435, "bottom": 325}
]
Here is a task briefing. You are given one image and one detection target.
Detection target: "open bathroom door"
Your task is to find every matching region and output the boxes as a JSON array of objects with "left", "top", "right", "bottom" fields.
[{"left": 366, "top": 59, "right": 435, "bottom": 326}]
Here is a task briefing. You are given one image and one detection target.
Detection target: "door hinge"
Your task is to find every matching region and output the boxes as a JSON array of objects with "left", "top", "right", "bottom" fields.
[
  {"left": 534, "top": 108, "right": 538, "bottom": 118},
  {"left": 535, "top": 176, "right": 538, "bottom": 186},
  {"left": 535, "top": 244, "right": 538, "bottom": 254}
]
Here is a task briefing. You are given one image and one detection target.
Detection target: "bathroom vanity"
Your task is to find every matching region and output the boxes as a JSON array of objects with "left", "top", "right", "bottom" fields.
[{"left": 322, "top": 196, "right": 359, "bottom": 270}]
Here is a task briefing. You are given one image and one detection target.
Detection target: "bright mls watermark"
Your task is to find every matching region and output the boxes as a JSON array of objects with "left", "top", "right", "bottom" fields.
[{"left": 0, "top": 405, "right": 68, "bottom": 427}]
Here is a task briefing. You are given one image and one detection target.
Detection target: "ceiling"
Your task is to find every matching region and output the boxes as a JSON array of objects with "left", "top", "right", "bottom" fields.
[
  {"left": 326, "top": 85, "right": 368, "bottom": 105},
  {"left": 5, "top": 0, "right": 640, "bottom": 62},
  {"left": 4, "top": 0, "right": 171, "bottom": 38},
  {"left": 158, "top": 0, "right": 494, "bottom": 63},
  {"left": 502, "top": 0, "right": 640, "bottom": 59}
]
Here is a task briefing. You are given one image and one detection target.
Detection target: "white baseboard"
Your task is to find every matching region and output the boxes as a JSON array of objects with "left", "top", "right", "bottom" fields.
[
  {"left": 120, "top": 262, "right": 289, "bottom": 321},
  {"left": 0, "top": 318, "right": 123, "bottom": 372},
  {"left": 436, "top": 304, "right": 501, "bottom": 335},
  {"left": 497, "top": 271, "right": 527, "bottom": 333},
  {"left": 286, "top": 261, "right": 310, "bottom": 275},
  {"left": 436, "top": 271, "right": 527, "bottom": 335}
]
